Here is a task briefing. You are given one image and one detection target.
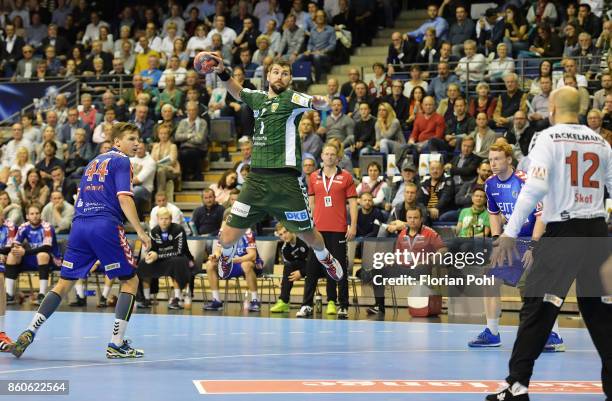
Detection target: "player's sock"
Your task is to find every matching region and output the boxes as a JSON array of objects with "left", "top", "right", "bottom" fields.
[
  {"left": 111, "top": 292, "right": 135, "bottom": 346},
  {"left": 212, "top": 290, "right": 220, "bottom": 301},
  {"left": 39, "top": 279, "right": 48, "bottom": 295},
  {"left": 143, "top": 288, "right": 151, "bottom": 300},
  {"left": 0, "top": 315, "right": 5, "bottom": 332},
  {"left": 75, "top": 282, "right": 85, "bottom": 298},
  {"left": 552, "top": 318, "right": 560, "bottom": 333},
  {"left": 313, "top": 247, "right": 330, "bottom": 261},
  {"left": 173, "top": 289, "right": 181, "bottom": 299},
  {"left": 102, "top": 285, "right": 111, "bottom": 299},
  {"left": 27, "top": 291, "right": 62, "bottom": 333},
  {"left": 486, "top": 318, "right": 500, "bottom": 336},
  {"left": 510, "top": 382, "right": 528, "bottom": 395},
  {"left": 5, "top": 278, "right": 15, "bottom": 297},
  {"left": 251, "top": 291, "right": 258, "bottom": 301}
]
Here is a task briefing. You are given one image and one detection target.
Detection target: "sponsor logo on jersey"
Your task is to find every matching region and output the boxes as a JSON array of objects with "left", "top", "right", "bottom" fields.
[
  {"left": 271, "top": 103, "right": 279, "bottom": 112},
  {"left": 530, "top": 166, "right": 548, "bottom": 180},
  {"left": 104, "top": 263, "right": 120, "bottom": 271},
  {"left": 231, "top": 201, "right": 251, "bottom": 218},
  {"left": 62, "top": 260, "right": 74, "bottom": 269},
  {"left": 561, "top": 210, "right": 570, "bottom": 220},
  {"left": 253, "top": 110, "right": 260, "bottom": 118},
  {"left": 285, "top": 210, "right": 309, "bottom": 221},
  {"left": 496, "top": 183, "right": 511, "bottom": 188},
  {"left": 291, "top": 93, "right": 310, "bottom": 108}
]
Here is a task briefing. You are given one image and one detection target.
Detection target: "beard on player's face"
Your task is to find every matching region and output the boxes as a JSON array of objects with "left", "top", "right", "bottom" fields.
[{"left": 270, "top": 80, "right": 288, "bottom": 94}]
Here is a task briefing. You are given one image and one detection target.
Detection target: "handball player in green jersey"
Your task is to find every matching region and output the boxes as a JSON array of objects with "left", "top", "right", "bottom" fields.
[{"left": 201, "top": 52, "right": 344, "bottom": 282}]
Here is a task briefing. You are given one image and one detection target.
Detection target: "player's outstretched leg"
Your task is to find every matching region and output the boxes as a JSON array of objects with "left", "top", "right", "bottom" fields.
[
  {"left": 217, "top": 226, "right": 246, "bottom": 279},
  {"left": 298, "top": 229, "right": 343, "bottom": 281},
  {"left": 106, "top": 275, "right": 143, "bottom": 359},
  {"left": 11, "top": 279, "right": 73, "bottom": 358},
  {"left": 0, "top": 272, "right": 13, "bottom": 352}
]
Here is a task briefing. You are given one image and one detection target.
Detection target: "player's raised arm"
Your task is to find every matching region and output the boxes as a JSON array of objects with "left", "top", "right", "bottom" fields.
[
  {"left": 311, "top": 95, "right": 330, "bottom": 111},
  {"left": 204, "top": 52, "right": 244, "bottom": 101}
]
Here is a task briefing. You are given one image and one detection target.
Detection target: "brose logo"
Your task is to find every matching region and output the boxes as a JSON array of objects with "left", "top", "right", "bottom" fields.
[
  {"left": 285, "top": 210, "right": 309, "bottom": 221},
  {"left": 231, "top": 201, "right": 251, "bottom": 218}
]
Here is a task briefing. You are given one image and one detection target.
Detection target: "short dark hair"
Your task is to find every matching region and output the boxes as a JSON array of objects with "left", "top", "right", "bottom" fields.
[
  {"left": 406, "top": 206, "right": 422, "bottom": 217},
  {"left": 111, "top": 122, "right": 140, "bottom": 142},
  {"left": 472, "top": 187, "right": 486, "bottom": 196},
  {"left": 366, "top": 161, "right": 382, "bottom": 172},
  {"left": 43, "top": 140, "right": 57, "bottom": 152},
  {"left": 270, "top": 60, "right": 292, "bottom": 74}
]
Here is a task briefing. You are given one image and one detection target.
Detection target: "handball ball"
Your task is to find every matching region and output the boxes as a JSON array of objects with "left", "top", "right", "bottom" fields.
[{"left": 193, "top": 52, "right": 218, "bottom": 75}]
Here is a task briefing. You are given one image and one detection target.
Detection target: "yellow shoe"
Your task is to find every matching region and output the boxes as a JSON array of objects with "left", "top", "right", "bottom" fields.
[{"left": 326, "top": 300, "right": 337, "bottom": 315}]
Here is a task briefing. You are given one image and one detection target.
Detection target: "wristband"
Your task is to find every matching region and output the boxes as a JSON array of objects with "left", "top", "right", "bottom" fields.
[
  {"left": 218, "top": 70, "right": 230, "bottom": 81},
  {"left": 528, "top": 240, "right": 537, "bottom": 250}
]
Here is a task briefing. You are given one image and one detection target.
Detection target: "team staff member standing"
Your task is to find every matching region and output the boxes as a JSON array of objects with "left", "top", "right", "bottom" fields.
[
  {"left": 488, "top": 86, "right": 612, "bottom": 401},
  {"left": 296, "top": 143, "right": 358, "bottom": 319}
]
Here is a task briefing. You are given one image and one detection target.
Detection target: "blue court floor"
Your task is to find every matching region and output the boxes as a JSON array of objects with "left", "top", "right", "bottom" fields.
[{"left": 0, "top": 311, "right": 605, "bottom": 401}]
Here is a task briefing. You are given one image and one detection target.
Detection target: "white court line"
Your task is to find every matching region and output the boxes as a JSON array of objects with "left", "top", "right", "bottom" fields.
[
  {"left": 230, "top": 332, "right": 246, "bottom": 335},
  {"left": 348, "top": 330, "right": 364, "bottom": 333},
  {"left": 200, "top": 333, "right": 216, "bottom": 336},
  {"left": 319, "top": 330, "right": 334, "bottom": 333},
  {"left": 376, "top": 330, "right": 393, "bottom": 333},
  {"left": 437, "top": 330, "right": 453, "bottom": 333},
  {"left": 289, "top": 331, "right": 304, "bottom": 334},
  {"left": 142, "top": 334, "right": 159, "bottom": 337},
  {"left": 260, "top": 332, "right": 276, "bottom": 335},
  {"left": 52, "top": 337, "right": 71, "bottom": 340},
  {"left": 0, "top": 348, "right": 597, "bottom": 375},
  {"left": 172, "top": 334, "right": 188, "bottom": 337},
  {"left": 82, "top": 336, "right": 99, "bottom": 339}
]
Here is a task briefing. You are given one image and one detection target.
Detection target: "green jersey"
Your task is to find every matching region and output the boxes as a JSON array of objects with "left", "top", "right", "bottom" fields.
[{"left": 240, "top": 87, "right": 313, "bottom": 172}]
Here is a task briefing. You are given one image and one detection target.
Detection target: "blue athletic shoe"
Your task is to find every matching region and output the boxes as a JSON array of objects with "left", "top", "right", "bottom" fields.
[
  {"left": 203, "top": 299, "right": 223, "bottom": 311},
  {"left": 106, "top": 339, "right": 144, "bottom": 359},
  {"left": 543, "top": 331, "right": 565, "bottom": 352},
  {"left": 248, "top": 299, "right": 261, "bottom": 312},
  {"left": 468, "top": 328, "right": 502, "bottom": 348}
]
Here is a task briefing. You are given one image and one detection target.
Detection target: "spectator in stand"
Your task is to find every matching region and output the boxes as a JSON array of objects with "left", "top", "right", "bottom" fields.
[
  {"left": 562, "top": 22, "right": 580, "bottom": 57},
  {"left": 0, "top": 24, "right": 26, "bottom": 78},
  {"left": 35, "top": 141, "right": 64, "bottom": 183},
  {"left": 555, "top": 57, "right": 588, "bottom": 88},
  {"left": 502, "top": 5, "right": 529, "bottom": 57},
  {"left": 82, "top": 40, "right": 113, "bottom": 73},
  {"left": 387, "top": 32, "right": 416, "bottom": 75},
  {"left": 300, "top": 117, "right": 323, "bottom": 161},
  {"left": 437, "top": 0, "right": 468, "bottom": 25},
  {"left": 151, "top": 124, "right": 181, "bottom": 201},
  {"left": 390, "top": 162, "right": 419, "bottom": 205},
  {"left": 503, "top": 110, "right": 536, "bottom": 162},
  {"left": 209, "top": 169, "right": 238, "bottom": 205},
  {"left": 0, "top": 190, "right": 23, "bottom": 226},
  {"left": 526, "top": 22, "right": 563, "bottom": 59},
  {"left": 235, "top": 137, "right": 252, "bottom": 186},
  {"left": 596, "top": 19, "right": 612, "bottom": 57},
  {"left": 130, "top": 105, "right": 155, "bottom": 143},
  {"left": 258, "top": 0, "right": 283, "bottom": 34},
  {"left": 355, "top": 192, "right": 385, "bottom": 237},
  {"left": 186, "top": 24, "right": 210, "bottom": 58},
  {"left": 561, "top": 73, "right": 590, "bottom": 119},
  {"left": 114, "top": 45, "right": 135, "bottom": 74},
  {"left": 526, "top": 0, "right": 558, "bottom": 27},
  {"left": 386, "top": 181, "right": 430, "bottom": 236},
  {"left": 409, "top": 96, "right": 446, "bottom": 154},
  {"left": 317, "top": 98, "right": 355, "bottom": 146},
  {"left": 158, "top": 57, "right": 187, "bottom": 90},
  {"left": 445, "top": 135, "right": 481, "bottom": 191},
  {"left": 348, "top": 81, "right": 376, "bottom": 121},
  {"left": 468, "top": 82, "right": 497, "bottom": 121},
  {"left": 149, "top": 192, "right": 187, "bottom": 231},
  {"left": 34, "top": 127, "right": 63, "bottom": 164},
  {"left": 140, "top": 55, "right": 163, "bottom": 90},
  {"left": 235, "top": 48, "right": 259, "bottom": 79},
  {"left": 443, "top": 97, "right": 475, "bottom": 151},
  {"left": 454, "top": 188, "right": 490, "bottom": 238},
  {"left": 577, "top": 3, "right": 602, "bottom": 39},
  {"left": 528, "top": 59, "right": 553, "bottom": 96},
  {"left": 232, "top": 16, "right": 259, "bottom": 59},
  {"left": 139, "top": 206, "right": 194, "bottom": 310},
  {"left": 207, "top": 15, "right": 237, "bottom": 46},
  {"left": 349, "top": 102, "right": 377, "bottom": 162},
  {"left": 41, "top": 190, "right": 74, "bottom": 234},
  {"left": 468, "top": 112, "right": 497, "bottom": 159},
  {"left": 252, "top": 34, "right": 273, "bottom": 65},
  {"left": 455, "top": 160, "right": 492, "bottom": 210},
  {"left": 134, "top": 35, "right": 164, "bottom": 75},
  {"left": 48, "top": 166, "right": 75, "bottom": 202},
  {"left": 130, "top": 141, "right": 156, "bottom": 218},
  {"left": 368, "top": 62, "right": 393, "bottom": 99},
  {"left": 448, "top": 6, "right": 475, "bottom": 57},
  {"left": 428, "top": 62, "right": 461, "bottom": 103},
  {"left": 594, "top": 73, "right": 612, "bottom": 110},
  {"left": 415, "top": 27, "right": 438, "bottom": 66},
  {"left": 43, "top": 46, "right": 62, "bottom": 77},
  {"left": 351, "top": 0, "right": 376, "bottom": 47},
  {"left": 300, "top": 9, "right": 336, "bottom": 82},
  {"left": 406, "top": 86, "right": 425, "bottom": 131},
  {"left": 162, "top": 4, "right": 186, "bottom": 37},
  {"left": 455, "top": 40, "right": 486, "bottom": 89},
  {"left": 406, "top": 3, "right": 448, "bottom": 42},
  {"left": 269, "top": 222, "right": 309, "bottom": 313},
  {"left": 403, "top": 65, "right": 429, "bottom": 98},
  {"left": 10, "top": 147, "right": 35, "bottom": 184},
  {"left": 384, "top": 81, "right": 410, "bottom": 131},
  {"left": 208, "top": 33, "right": 233, "bottom": 65},
  {"left": 12, "top": 44, "right": 36, "bottom": 82},
  {"left": 156, "top": 74, "right": 184, "bottom": 116},
  {"left": 527, "top": 75, "right": 552, "bottom": 131},
  {"left": 82, "top": 11, "right": 109, "bottom": 46},
  {"left": 161, "top": 22, "right": 181, "bottom": 59},
  {"left": 437, "top": 83, "right": 462, "bottom": 122},
  {"left": 340, "top": 68, "right": 360, "bottom": 99},
  {"left": 92, "top": 108, "right": 118, "bottom": 145},
  {"left": 192, "top": 188, "right": 225, "bottom": 235},
  {"left": 433, "top": 41, "right": 460, "bottom": 71},
  {"left": 64, "top": 128, "right": 94, "bottom": 178},
  {"left": 417, "top": 160, "right": 454, "bottom": 222},
  {"left": 586, "top": 109, "right": 606, "bottom": 138},
  {"left": 493, "top": 72, "right": 528, "bottom": 128},
  {"left": 176, "top": 101, "right": 208, "bottom": 181},
  {"left": 572, "top": 32, "right": 601, "bottom": 80},
  {"left": 1, "top": 124, "right": 33, "bottom": 170},
  {"left": 486, "top": 42, "right": 514, "bottom": 84},
  {"left": 113, "top": 25, "right": 134, "bottom": 56},
  {"left": 262, "top": 19, "right": 282, "bottom": 56},
  {"left": 77, "top": 94, "right": 101, "bottom": 132},
  {"left": 376, "top": 102, "right": 404, "bottom": 156},
  {"left": 21, "top": 169, "right": 50, "bottom": 211},
  {"left": 356, "top": 161, "right": 389, "bottom": 211},
  {"left": 277, "top": 14, "right": 304, "bottom": 64},
  {"left": 21, "top": 113, "right": 41, "bottom": 145}
]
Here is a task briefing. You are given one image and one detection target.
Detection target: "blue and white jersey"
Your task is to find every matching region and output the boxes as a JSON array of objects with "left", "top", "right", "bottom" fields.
[
  {"left": 74, "top": 147, "right": 133, "bottom": 224},
  {"left": 15, "top": 221, "right": 61, "bottom": 259},
  {"left": 0, "top": 220, "right": 16, "bottom": 249},
  {"left": 484, "top": 170, "right": 540, "bottom": 238}
]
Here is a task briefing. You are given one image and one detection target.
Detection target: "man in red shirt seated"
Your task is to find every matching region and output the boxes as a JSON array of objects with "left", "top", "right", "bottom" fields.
[
  {"left": 403, "top": 96, "right": 448, "bottom": 164},
  {"left": 366, "top": 207, "right": 447, "bottom": 315}
]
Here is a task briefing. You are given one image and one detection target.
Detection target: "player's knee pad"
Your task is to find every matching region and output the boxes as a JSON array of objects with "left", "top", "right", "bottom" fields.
[
  {"left": 38, "top": 264, "right": 50, "bottom": 280},
  {"left": 4, "top": 264, "right": 19, "bottom": 280}
]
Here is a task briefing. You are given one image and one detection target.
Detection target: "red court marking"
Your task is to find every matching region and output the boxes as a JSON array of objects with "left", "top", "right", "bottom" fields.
[{"left": 193, "top": 380, "right": 603, "bottom": 395}]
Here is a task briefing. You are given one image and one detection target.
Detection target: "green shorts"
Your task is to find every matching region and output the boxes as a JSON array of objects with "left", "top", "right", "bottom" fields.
[{"left": 227, "top": 170, "right": 313, "bottom": 233}]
